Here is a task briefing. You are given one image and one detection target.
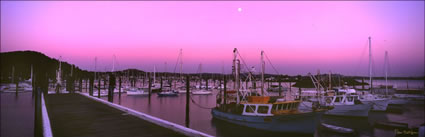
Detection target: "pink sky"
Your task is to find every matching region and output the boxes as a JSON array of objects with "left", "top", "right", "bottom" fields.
[{"left": 1, "top": 1, "right": 424, "bottom": 76}]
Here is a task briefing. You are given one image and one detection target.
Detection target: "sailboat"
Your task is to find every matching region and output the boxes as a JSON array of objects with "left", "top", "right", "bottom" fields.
[
  {"left": 157, "top": 81, "right": 178, "bottom": 97},
  {"left": 357, "top": 37, "right": 390, "bottom": 111},
  {"left": 92, "top": 57, "right": 107, "bottom": 96},
  {"left": 192, "top": 63, "right": 212, "bottom": 95},
  {"left": 211, "top": 49, "right": 325, "bottom": 134}
]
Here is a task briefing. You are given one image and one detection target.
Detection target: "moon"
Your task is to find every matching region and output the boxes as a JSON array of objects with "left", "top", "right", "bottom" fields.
[{"left": 238, "top": 8, "right": 242, "bottom": 12}]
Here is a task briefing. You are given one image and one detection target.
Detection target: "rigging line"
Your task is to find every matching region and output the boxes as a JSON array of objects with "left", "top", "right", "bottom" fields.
[
  {"left": 263, "top": 51, "right": 291, "bottom": 88},
  {"left": 236, "top": 50, "right": 254, "bottom": 74},
  {"left": 263, "top": 52, "right": 280, "bottom": 75},
  {"left": 354, "top": 39, "right": 369, "bottom": 76},
  {"left": 190, "top": 95, "right": 215, "bottom": 109},
  {"left": 173, "top": 52, "right": 181, "bottom": 73}
]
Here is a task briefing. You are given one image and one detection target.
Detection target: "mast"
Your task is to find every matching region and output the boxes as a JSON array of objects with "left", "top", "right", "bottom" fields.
[
  {"left": 368, "top": 36, "right": 373, "bottom": 92},
  {"left": 236, "top": 59, "right": 240, "bottom": 103},
  {"left": 94, "top": 57, "right": 97, "bottom": 81},
  {"left": 233, "top": 48, "right": 237, "bottom": 90},
  {"left": 385, "top": 51, "right": 388, "bottom": 96},
  {"left": 180, "top": 49, "right": 183, "bottom": 81},
  {"left": 112, "top": 55, "right": 116, "bottom": 72},
  {"left": 328, "top": 71, "right": 332, "bottom": 90},
  {"left": 154, "top": 65, "right": 156, "bottom": 83},
  {"left": 261, "top": 50, "right": 265, "bottom": 96},
  {"left": 57, "top": 56, "right": 62, "bottom": 85}
]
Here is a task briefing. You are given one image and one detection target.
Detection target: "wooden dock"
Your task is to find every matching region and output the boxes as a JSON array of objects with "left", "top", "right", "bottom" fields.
[{"left": 44, "top": 94, "right": 187, "bottom": 137}]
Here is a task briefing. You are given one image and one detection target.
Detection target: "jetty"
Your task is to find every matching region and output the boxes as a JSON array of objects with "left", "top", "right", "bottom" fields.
[{"left": 37, "top": 90, "right": 212, "bottom": 137}]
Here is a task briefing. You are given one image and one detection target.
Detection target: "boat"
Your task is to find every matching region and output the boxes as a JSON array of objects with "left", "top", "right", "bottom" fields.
[
  {"left": 320, "top": 123, "right": 355, "bottom": 134},
  {"left": 212, "top": 49, "right": 325, "bottom": 134},
  {"left": 358, "top": 93, "right": 390, "bottom": 111},
  {"left": 357, "top": 41, "right": 391, "bottom": 111},
  {"left": 157, "top": 90, "right": 178, "bottom": 97},
  {"left": 126, "top": 88, "right": 148, "bottom": 96},
  {"left": 322, "top": 94, "right": 371, "bottom": 117},
  {"left": 191, "top": 89, "right": 212, "bottom": 95},
  {"left": 93, "top": 89, "right": 108, "bottom": 97}
]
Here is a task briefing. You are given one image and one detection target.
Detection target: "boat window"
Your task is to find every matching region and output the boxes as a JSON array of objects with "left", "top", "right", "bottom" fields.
[
  {"left": 272, "top": 104, "right": 277, "bottom": 110},
  {"left": 293, "top": 102, "right": 299, "bottom": 109},
  {"left": 258, "top": 106, "right": 269, "bottom": 114},
  {"left": 347, "top": 97, "right": 353, "bottom": 101},
  {"left": 335, "top": 97, "right": 341, "bottom": 102},
  {"left": 282, "top": 104, "right": 288, "bottom": 110},
  {"left": 245, "top": 105, "right": 256, "bottom": 113}
]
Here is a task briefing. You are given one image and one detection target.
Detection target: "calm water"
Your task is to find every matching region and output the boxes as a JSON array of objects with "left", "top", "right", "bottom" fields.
[
  {"left": 98, "top": 79, "right": 424, "bottom": 137},
  {"left": 101, "top": 91, "right": 311, "bottom": 137},
  {"left": 1, "top": 92, "right": 35, "bottom": 137}
]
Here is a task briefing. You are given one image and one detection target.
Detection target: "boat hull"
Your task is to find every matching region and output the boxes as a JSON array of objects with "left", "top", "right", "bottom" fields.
[
  {"left": 157, "top": 92, "right": 178, "bottom": 97},
  {"left": 211, "top": 108, "right": 323, "bottom": 134},
  {"left": 361, "top": 99, "right": 390, "bottom": 111},
  {"left": 324, "top": 104, "right": 372, "bottom": 117}
]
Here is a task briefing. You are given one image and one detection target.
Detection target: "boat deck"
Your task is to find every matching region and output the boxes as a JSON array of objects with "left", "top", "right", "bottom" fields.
[{"left": 45, "top": 94, "right": 186, "bottom": 137}]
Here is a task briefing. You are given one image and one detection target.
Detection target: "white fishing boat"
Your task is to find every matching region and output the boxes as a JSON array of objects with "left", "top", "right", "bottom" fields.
[
  {"left": 306, "top": 73, "right": 372, "bottom": 117},
  {"left": 322, "top": 94, "right": 372, "bottom": 117},
  {"left": 212, "top": 49, "right": 325, "bottom": 134}
]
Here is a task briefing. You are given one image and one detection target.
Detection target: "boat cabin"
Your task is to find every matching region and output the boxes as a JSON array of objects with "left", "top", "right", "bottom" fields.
[
  {"left": 324, "top": 95, "right": 359, "bottom": 106},
  {"left": 241, "top": 100, "right": 301, "bottom": 116}
]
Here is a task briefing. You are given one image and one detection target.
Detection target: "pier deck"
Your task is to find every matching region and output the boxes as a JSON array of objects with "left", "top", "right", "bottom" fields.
[{"left": 45, "top": 94, "right": 186, "bottom": 137}]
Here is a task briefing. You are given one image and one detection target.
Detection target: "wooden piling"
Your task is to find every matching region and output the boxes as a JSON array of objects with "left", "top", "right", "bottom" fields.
[
  {"left": 89, "top": 76, "right": 94, "bottom": 96},
  {"left": 185, "top": 76, "right": 190, "bottom": 128},
  {"left": 205, "top": 78, "right": 208, "bottom": 90},
  {"left": 148, "top": 75, "right": 152, "bottom": 97},
  {"left": 16, "top": 77, "right": 19, "bottom": 95},
  {"left": 98, "top": 77, "right": 101, "bottom": 98},
  {"left": 119, "top": 76, "right": 122, "bottom": 97},
  {"left": 278, "top": 79, "right": 282, "bottom": 97},
  {"left": 223, "top": 76, "right": 227, "bottom": 109},
  {"left": 33, "top": 88, "right": 42, "bottom": 137},
  {"left": 79, "top": 78, "right": 83, "bottom": 92}
]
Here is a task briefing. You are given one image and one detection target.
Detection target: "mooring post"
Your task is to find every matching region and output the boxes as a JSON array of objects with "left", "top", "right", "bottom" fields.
[
  {"left": 206, "top": 78, "right": 209, "bottom": 90},
  {"left": 108, "top": 73, "right": 115, "bottom": 102},
  {"left": 279, "top": 79, "right": 282, "bottom": 97},
  {"left": 223, "top": 76, "right": 227, "bottom": 110},
  {"left": 33, "top": 87, "right": 42, "bottom": 137},
  {"left": 160, "top": 76, "right": 163, "bottom": 90},
  {"left": 119, "top": 76, "right": 122, "bottom": 97},
  {"left": 79, "top": 78, "right": 83, "bottom": 92},
  {"left": 185, "top": 75, "right": 190, "bottom": 128},
  {"left": 16, "top": 77, "right": 19, "bottom": 95},
  {"left": 85, "top": 78, "right": 88, "bottom": 92},
  {"left": 89, "top": 75, "right": 94, "bottom": 96},
  {"left": 148, "top": 75, "right": 152, "bottom": 97},
  {"left": 98, "top": 77, "right": 101, "bottom": 98}
]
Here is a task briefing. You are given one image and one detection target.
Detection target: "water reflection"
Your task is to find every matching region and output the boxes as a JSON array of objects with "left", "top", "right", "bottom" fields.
[
  {"left": 1, "top": 92, "right": 35, "bottom": 137},
  {"left": 101, "top": 86, "right": 424, "bottom": 137}
]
